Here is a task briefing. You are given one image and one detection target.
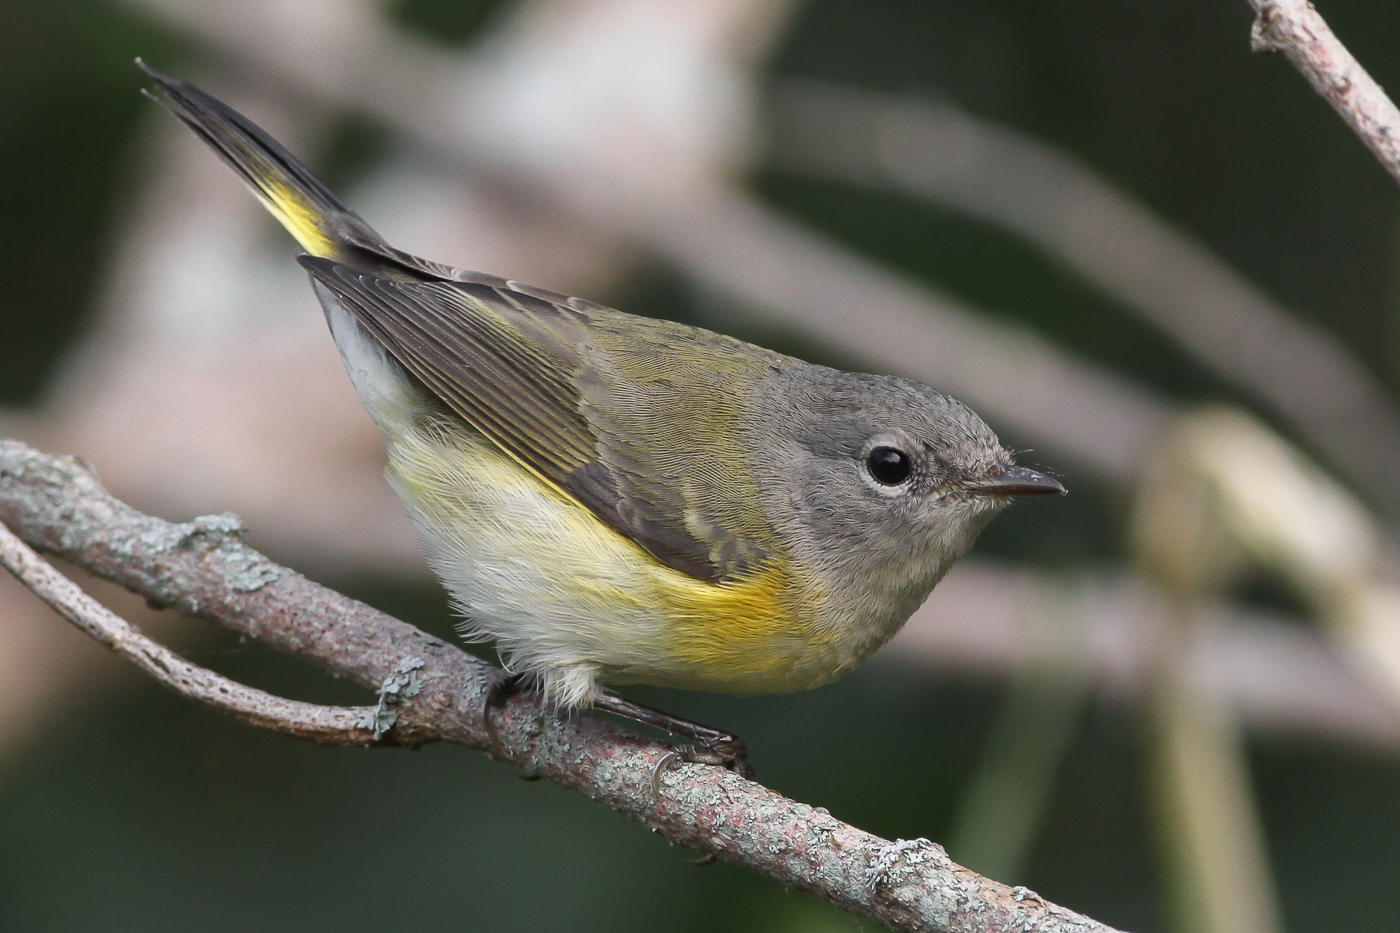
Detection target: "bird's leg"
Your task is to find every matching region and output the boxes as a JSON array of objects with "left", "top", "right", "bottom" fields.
[
  {"left": 481, "top": 670, "right": 545, "bottom": 780},
  {"left": 485, "top": 677, "right": 752, "bottom": 792},
  {"left": 482, "top": 669, "right": 526, "bottom": 747},
  {"left": 592, "top": 692, "right": 754, "bottom": 792}
]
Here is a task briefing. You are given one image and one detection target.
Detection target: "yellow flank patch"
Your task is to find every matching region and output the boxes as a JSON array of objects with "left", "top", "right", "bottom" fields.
[
  {"left": 260, "top": 182, "right": 337, "bottom": 258},
  {"left": 385, "top": 419, "right": 839, "bottom": 696},
  {"left": 653, "top": 563, "right": 804, "bottom": 671}
]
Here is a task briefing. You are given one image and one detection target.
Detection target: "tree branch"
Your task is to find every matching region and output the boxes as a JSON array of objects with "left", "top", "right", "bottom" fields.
[
  {"left": 1248, "top": 0, "right": 1400, "bottom": 186},
  {"left": 0, "top": 516, "right": 377, "bottom": 746},
  {"left": 0, "top": 438, "right": 1125, "bottom": 933}
]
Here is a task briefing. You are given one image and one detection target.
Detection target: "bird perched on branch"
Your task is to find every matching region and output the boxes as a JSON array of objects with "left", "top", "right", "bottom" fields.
[{"left": 139, "top": 61, "right": 1063, "bottom": 777}]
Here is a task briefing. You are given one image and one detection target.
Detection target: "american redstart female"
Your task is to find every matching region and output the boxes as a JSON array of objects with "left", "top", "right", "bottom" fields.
[{"left": 140, "top": 62, "right": 1063, "bottom": 775}]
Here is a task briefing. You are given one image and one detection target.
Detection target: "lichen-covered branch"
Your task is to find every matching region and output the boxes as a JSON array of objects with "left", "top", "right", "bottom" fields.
[
  {"left": 0, "top": 517, "right": 377, "bottom": 746},
  {"left": 1248, "top": 0, "right": 1400, "bottom": 186},
  {"left": 0, "top": 438, "right": 1122, "bottom": 933}
]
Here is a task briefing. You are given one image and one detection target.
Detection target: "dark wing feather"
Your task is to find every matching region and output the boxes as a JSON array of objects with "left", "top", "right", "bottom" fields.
[
  {"left": 140, "top": 65, "right": 764, "bottom": 574},
  {"left": 301, "top": 256, "right": 777, "bottom": 582}
]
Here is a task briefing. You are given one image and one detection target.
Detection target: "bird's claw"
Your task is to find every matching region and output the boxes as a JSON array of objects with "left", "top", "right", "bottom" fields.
[
  {"left": 651, "top": 749, "right": 683, "bottom": 796},
  {"left": 650, "top": 739, "right": 754, "bottom": 796}
]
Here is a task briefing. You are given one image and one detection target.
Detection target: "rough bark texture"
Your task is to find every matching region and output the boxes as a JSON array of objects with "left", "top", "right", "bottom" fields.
[
  {"left": 0, "top": 517, "right": 386, "bottom": 745},
  {"left": 1249, "top": 0, "right": 1400, "bottom": 185},
  {"left": 0, "top": 438, "right": 1122, "bottom": 933}
]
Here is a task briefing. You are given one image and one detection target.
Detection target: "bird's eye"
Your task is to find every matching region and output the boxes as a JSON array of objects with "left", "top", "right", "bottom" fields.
[{"left": 867, "top": 446, "right": 912, "bottom": 485}]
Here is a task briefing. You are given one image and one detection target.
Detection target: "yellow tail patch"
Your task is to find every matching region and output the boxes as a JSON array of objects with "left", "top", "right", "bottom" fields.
[{"left": 259, "top": 181, "right": 337, "bottom": 258}]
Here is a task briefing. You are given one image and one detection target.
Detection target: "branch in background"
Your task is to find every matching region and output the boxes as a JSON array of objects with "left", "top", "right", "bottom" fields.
[
  {"left": 942, "top": 584, "right": 1091, "bottom": 882},
  {"left": 1132, "top": 411, "right": 1290, "bottom": 933},
  {"left": 1249, "top": 0, "right": 1400, "bottom": 186},
  {"left": 629, "top": 187, "right": 1170, "bottom": 481},
  {"left": 118, "top": 0, "right": 1400, "bottom": 508},
  {"left": 122, "top": 0, "right": 1173, "bottom": 484},
  {"left": 766, "top": 81, "right": 1400, "bottom": 519},
  {"left": 0, "top": 438, "right": 1124, "bottom": 933},
  {"left": 892, "top": 561, "right": 1400, "bottom": 753}
]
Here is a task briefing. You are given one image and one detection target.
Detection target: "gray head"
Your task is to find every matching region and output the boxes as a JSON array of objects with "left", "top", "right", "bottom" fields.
[{"left": 748, "top": 363, "right": 1063, "bottom": 628}]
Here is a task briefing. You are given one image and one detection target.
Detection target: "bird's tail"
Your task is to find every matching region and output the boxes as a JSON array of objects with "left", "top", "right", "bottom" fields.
[{"left": 137, "top": 59, "right": 384, "bottom": 260}]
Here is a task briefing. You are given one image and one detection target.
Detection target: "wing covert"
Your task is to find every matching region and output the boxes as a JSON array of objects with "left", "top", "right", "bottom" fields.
[{"left": 301, "top": 256, "right": 785, "bottom": 582}]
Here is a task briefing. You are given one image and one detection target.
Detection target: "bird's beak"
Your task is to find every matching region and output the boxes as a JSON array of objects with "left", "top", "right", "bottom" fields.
[{"left": 961, "top": 464, "right": 1066, "bottom": 497}]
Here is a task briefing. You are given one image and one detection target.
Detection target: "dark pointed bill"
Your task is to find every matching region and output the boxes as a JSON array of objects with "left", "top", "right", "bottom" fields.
[{"left": 961, "top": 464, "right": 1066, "bottom": 497}]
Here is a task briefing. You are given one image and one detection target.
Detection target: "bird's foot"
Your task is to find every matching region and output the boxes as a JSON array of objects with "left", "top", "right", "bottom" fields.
[
  {"left": 482, "top": 669, "right": 526, "bottom": 747},
  {"left": 481, "top": 670, "right": 545, "bottom": 780},
  {"left": 590, "top": 692, "right": 753, "bottom": 794},
  {"left": 650, "top": 739, "right": 753, "bottom": 796}
]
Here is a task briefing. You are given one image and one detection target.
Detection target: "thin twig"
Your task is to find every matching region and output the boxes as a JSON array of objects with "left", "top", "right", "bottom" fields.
[
  {"left": 1248, "top": 0, "right": 1400, "bottom": 185},
  {"left": 0, "top": 437, "right": 1125, "bottom": 933},
  {"left": 0, "top": 513, "right": 378, "bottom": 746}
]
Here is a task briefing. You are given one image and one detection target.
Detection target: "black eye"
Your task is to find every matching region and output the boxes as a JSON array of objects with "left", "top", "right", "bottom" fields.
[{"left": 867, "top": 446, "right": 912, "bottom": 485}]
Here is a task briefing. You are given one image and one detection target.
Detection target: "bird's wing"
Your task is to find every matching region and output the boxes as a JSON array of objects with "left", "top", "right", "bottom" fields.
[{"left": 301, "top": 257, "right": 782, "bottom": 582}]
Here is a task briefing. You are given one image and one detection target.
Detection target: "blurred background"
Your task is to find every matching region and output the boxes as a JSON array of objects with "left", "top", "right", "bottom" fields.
[{"left": 3, "top": 1, "right": 1400, "bottom": 930}]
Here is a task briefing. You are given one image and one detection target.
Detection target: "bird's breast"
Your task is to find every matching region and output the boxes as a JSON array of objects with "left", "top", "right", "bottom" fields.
[{"left": 382, "top": 418, "right": 889, "bottom": 697}]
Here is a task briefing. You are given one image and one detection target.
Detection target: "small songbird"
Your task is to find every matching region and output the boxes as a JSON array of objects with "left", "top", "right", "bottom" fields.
[{"left": 140, "top": 62, "right": 1063, "bottom": 774}]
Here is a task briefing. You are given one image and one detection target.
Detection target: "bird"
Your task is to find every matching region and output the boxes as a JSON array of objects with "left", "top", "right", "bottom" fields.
[{"left": 139, "top": 61, "right": 1064, "bottom": 777}]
